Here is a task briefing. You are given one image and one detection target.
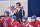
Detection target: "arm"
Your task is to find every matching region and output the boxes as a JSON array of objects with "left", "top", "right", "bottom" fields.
[{"left": 23, "top": 10, "right": 25, "bottom": 16}]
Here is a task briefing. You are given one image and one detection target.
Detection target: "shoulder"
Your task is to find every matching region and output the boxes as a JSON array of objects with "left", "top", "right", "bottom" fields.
[
  {"left": 7, "top": 17, "right": 11, "bottom": 21},
  {"left": 14, "top": 21, "right": 19, "bottom": 24},
  {"left": 7, "top": 17, "right": 11, "bottom": 20},
  {"left": 35, "top": 20, "right": 40, "bottom": 25},
  {"left": 2, "top": 17, "right": 5, "bottom": 23},
  {"left": 20, "top": 8, "right": 22, "bottom": 11},
  {"left": 36, "top": 20, "right": 39, "bottom": 23},
  {"left": 36, "top": 20, "right": 40, "bottom": 24}
]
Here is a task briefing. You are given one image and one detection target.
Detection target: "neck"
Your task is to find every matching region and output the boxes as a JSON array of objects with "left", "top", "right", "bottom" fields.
[{"left": 33, "top": 20, "right": 36, "bottom": 24}]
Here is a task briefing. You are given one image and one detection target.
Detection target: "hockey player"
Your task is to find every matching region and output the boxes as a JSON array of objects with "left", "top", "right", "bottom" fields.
[
  {"left": 1, "top": 11, "right": 11, "bottom": 27},
  {"left": 29, "top": 15, "right": 40, "bottom": 27},
  {"left": 9, "top": 15, "right": 19, "bottom": 27},
  {"left": 21, "top": 16, "right": 29, "bottom": 27}
]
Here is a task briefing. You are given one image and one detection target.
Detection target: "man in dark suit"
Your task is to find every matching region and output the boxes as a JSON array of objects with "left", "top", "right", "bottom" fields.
[{"left": 14, "top": 2, "right": 25, "bottom": 23}]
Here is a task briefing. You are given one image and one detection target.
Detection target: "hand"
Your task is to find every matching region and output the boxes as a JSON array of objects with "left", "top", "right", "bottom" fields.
[{"left": 15, "top": 9, "right": 17, "bottom": 14}]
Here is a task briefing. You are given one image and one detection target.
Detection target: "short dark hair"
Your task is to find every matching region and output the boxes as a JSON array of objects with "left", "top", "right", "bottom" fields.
[{"left": 16, "top": 2, "right": 21, "bottom": 6}]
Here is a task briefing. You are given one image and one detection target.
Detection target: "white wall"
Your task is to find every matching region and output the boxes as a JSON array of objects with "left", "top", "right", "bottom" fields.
[{"left": 0, "top": 1, "right": 10, "bottom": 16}]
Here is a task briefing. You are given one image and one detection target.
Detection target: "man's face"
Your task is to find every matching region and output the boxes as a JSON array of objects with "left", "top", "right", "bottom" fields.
[
  {"left": 12, "top": 19, "right": 15, "bottom": 22},
  {"left": 22, "top": 19, "right": 26, "bottom": 22},
  {"left": 31, "top": 19, "right": 36, "bottom": 22},
  {"left": 16, "top": 4, "right": 20, "bottom": 8},
  {"left": 5, "top": 13, "right": 7, "bottom": 16}
]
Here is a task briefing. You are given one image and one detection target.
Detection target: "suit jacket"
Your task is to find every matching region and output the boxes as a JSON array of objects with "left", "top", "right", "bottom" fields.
[{"left": 14, "top": 8, "right": 25, "bottom": 22}]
